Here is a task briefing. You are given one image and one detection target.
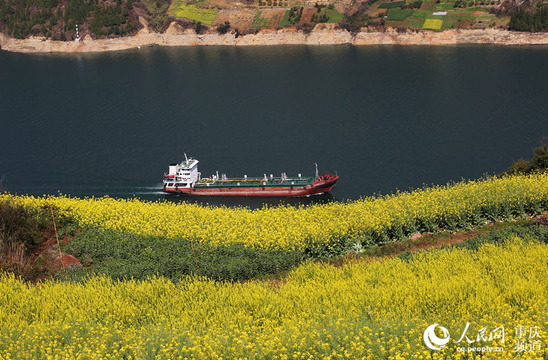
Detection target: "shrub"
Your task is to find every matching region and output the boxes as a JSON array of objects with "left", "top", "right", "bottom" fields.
[
  {"left": 217, "top": 21, "right": 231, "bottom": 34},
  {"left": 504, "top": 144, "right": 548, "bottom": 175},
  {"left": 64, "top": 229, "right": 304, "bottom": 282},
  {"left": 0, "top": 200, "right": 48, "bottom": 280}
]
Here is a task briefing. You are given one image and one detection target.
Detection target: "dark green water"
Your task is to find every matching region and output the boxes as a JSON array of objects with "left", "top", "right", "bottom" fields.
[{"left": 1, "top": 45, "right": 547, "bottom": 207}]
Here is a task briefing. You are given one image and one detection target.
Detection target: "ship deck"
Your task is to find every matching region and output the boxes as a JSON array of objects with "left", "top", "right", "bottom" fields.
[{"left": 194, "top": 176, "right": 314, "bottom": 188}]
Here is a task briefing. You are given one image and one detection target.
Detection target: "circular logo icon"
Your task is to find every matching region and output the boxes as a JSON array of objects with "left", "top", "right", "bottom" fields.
[{"left": 423, "top": 324, "right": 451, "bottom": 350}]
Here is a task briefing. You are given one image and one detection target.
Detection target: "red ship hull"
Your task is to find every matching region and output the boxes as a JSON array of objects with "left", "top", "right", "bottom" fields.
[{"left": 164, "top": 175, "right": 338, "bottom": 197}]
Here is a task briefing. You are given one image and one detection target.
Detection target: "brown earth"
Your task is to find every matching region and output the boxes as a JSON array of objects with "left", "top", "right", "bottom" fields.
[
  {"left": 212, "top": 9, "right": 257, "bottom": 31},
  {"left": 368, "top": 9, "right": 388, "bottom": 18},
  {"left": 201, "top": 0, "right": 245, "bottom": 10},
  {"left": 300, "top": 8, "right": 318, "bottom": 24},
  {"left": 38, "top": 237, "right": 80, "bottom": 278},
  {"left": 259, "top": 9, "right": 287, "bottom": 28}
]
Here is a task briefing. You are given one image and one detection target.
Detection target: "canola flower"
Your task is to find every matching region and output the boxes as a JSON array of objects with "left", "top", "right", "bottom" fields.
[
  {"left": 0, "top": 238, "right": 547, "bottom": 359},
  {"left": 2, "top": 173, "right": 548, "bottom": 251},
  {"left": 169, "top": 0, "right": 218, "bottom": 25}
]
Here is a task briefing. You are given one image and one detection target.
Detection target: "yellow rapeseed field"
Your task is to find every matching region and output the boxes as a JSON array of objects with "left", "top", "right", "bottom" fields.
[
  {"left": 169, "top": 0, "right": 218, "bottom": 25},
  {"left": 0, "top": 238, "right": 547, "bottom": 359},
  {"left": 1, "top": 173, "right": 548, "bottom": 250},
  {"left": 423, "top": 18, "right": 443, "bottom": 30}
]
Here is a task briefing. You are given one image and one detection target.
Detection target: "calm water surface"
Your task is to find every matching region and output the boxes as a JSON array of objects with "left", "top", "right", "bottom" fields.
[{"left": 1, "top": 45, "right": 547, "bottom": 207}]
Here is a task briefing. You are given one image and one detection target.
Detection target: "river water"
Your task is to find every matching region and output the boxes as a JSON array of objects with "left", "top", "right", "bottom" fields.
[{"left": 1, "top": 45, "right": 547, "bottom": 207}]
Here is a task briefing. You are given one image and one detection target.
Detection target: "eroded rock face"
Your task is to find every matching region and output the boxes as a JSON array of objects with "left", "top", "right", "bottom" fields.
[
  {"left": 354, "top": 29, "right": 548, "bottom": 46},
  {"left": 1, "top": 28, "right": 548, "bottom": 53},
  {"left": 137, "top": 16, "right": 150, "bottom": 35},
  {"left": 165, "top": 21, "right": 186, "bottom": 35}
]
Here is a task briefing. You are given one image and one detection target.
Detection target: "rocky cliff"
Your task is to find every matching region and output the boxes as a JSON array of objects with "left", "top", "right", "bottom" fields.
[{"left": 1, "top": 26, "right": 548, "bottom": 53}]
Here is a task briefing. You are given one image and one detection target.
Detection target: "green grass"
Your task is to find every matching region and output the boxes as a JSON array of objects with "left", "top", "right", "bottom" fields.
[
  {"left": 421, "top": 1, "right": 436, "bottom": 11},
  {"left": 379, "top": 1, "right": 405, "bottom": 9},
  {"left": 279, "top": 10, "right": 292, "bottom": 26},
  {"left": 406, "top": 6, "right": 497, "bottom": 27},
  {"left": 448, "top": 8, "right": 480, "bottom": 14},
  {"left": 279, "top": 8, "right": 302, "bottom": 26},
  {"left": 441, "top": 18, "right": 459, "bottom": 29},
  {"left": 386, "top": 8, "right": 414, "bottom": 20},
  {"left": 411, "top": 9, "right": 446, "bottom": 18},
  {"left": 169, "top": 0, "right": 218, "bottom": 25},
  {"left": 405, "top": 8, "right": 447, "bottom": 28},
  {"left": 434, "top": 2, "right": 455, "bottom": 10},
  {"left": 324, "top": 8, "right": 344, "bottom": 23},
  {"left": 446, "top": 13, "right": 497, "bottom": 22},
  {"left": 250, "top": 11, "right": 270, "bottom": 28},
  {"left": 406, "top": 16, "right": 426, "bottom": 28},
  {"left": 312, "top": 8, "right": 344, "bottom": 24},
  {"left": 63, "top": 228, "right": 304, "bottom": 282}
]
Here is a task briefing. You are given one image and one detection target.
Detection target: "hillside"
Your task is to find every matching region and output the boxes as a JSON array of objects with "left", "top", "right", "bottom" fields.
[
  {"left": 1, "top": 0, "right": 547, "bottom": 42},
  {"left": 0, "top": 0, "right": 150, "bottom": 40}
]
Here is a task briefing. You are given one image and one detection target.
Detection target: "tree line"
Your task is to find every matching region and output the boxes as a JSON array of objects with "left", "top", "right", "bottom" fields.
[
  {"left": 0, "top": 0, "right": 147, "bottom": 40},
  {"left": 509, "top": 5, "right": 548, "bottom": 32}
]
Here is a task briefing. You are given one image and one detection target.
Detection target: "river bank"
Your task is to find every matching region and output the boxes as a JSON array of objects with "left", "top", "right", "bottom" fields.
[{"left": 2, "top": 25, "right": 548, "bottom": 53}]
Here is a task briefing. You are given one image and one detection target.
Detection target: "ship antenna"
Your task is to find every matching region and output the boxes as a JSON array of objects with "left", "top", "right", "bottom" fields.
[
  {"left": 184, "top": 153, "right": 189, "bottom": 163},
  {"left": 315, "top": 163, "right": 319, "bottom": 179}
]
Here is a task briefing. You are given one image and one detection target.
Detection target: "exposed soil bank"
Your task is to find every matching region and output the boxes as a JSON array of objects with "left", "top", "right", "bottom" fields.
[{"left": 2, "top": 27, "right": 548, "bottom": 54}]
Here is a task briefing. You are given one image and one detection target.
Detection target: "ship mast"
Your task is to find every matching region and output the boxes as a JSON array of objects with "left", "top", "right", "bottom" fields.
[{"left": 315, "top": 163, "right": 319, "bottom": 179}]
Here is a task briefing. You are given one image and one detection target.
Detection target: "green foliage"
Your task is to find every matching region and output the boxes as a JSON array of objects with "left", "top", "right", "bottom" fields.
[
  {"left": 454, "top": 225, "right": 548, "bottom": 251},
  {"left": 0, "top": 200, "right": 49, "bottom": 280},
  {"left": 406, "top": 0, "right": 423, "bottom": 9},
  {"left": 217, "top": 20, "right": 230, "bottom": 34},
  {"left": 304, "top": 235, "right": 354, "bottom": 259},
  {"left": 386, "top": 8, "right": 414, "bottom": 20},
  {"left": 0, "top": 0, "right": 138, "bottom": 39},
  {"left": 280, "top": 7, "right": 303, "bottom": 26},
  {"left": 312, "top": 11, "right": 329, "bottom": 23},
  {"left": 399, "top": 224, "right": 548, "bottom": 261},
  {"left": 142, "top": 0, "right": 171, "bottom": 32},
  {"left": 509, "top": 6, "right": 548, "bottom": 32},
  {"left": 531, "top": 144, "right": 548, "bottom": 169},
  {"left": 505, "top": 144, "right": 548, "bottom": 175},
  {"left": 63, "top": 228, "right": 304, "bottom": 282},
  {"left": 311, "top": 8, "right": 343, "bottom": 24},
  {"left": 250, "top": 11, "right": 270, "bottom": 28},
  {"left": 379, "top": 1, "right": 406, "bottom": 9},
  {"left": 339, "top": 4, "right": 369, "bottom": 32}
]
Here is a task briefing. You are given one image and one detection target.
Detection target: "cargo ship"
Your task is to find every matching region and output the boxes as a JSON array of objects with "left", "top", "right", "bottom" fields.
[{"left": 162, "top": 155, "right": 339, "bottom": 197}]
